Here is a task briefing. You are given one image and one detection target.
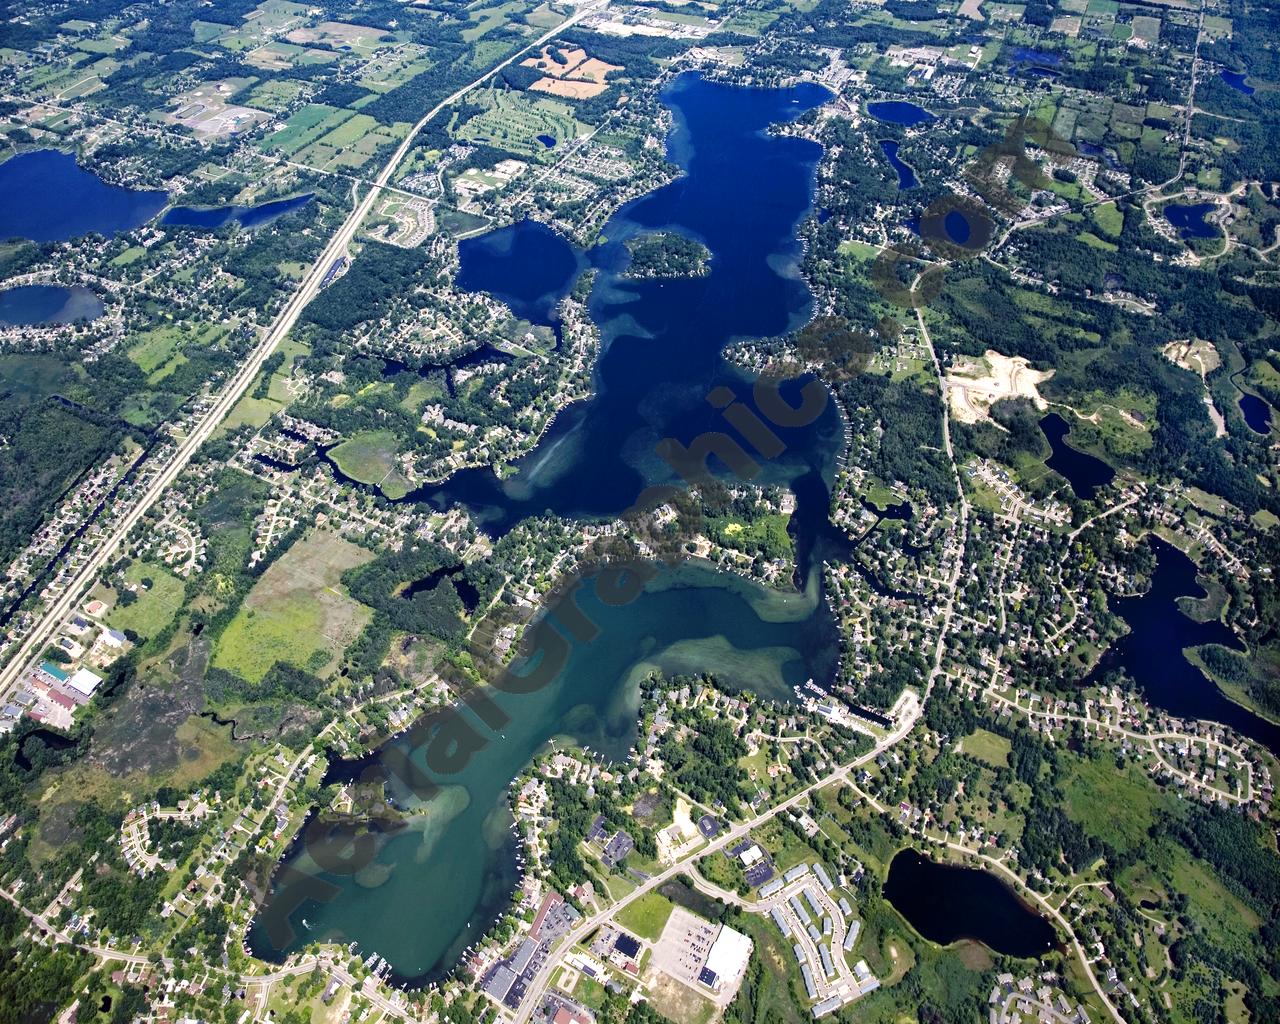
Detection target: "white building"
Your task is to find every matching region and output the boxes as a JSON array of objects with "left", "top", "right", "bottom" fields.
[{"left": 703, "top": 925, "right": 752, "bottom": 992}]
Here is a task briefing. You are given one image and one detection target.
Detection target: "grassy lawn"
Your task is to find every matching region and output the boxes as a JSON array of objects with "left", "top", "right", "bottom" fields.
[
  {"left": 1090, "top": 201, "right": 1123, "bottom": 238},
  {"left": 105, "top": 561, "right": 185, "bottom": 639},
  {"left": 1061, "top": 751, "right": 1179, "bottom": 854},
  {"left": 211, "top": 530, "right": 373, "bottom": 683},
  {"left": 127, "top": 323, "right": 226, "bottom": 380},
  {"left": 328, "top": 429, "right": 412, "bottom": 498},
  {"left": 216, "top": 393, "right": 281, "bottom": 436},
  {"left": 959, "top": 728, "right": 1011, "bottom": 767},
  {"left": 615, "top": 891, "right": 675, "bottom": 941}
]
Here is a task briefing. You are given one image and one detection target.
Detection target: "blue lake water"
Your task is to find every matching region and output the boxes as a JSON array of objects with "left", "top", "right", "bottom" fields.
[
  {"left": 536, "top": 133, "right": 556, "bottom": 149},
  {"left": 433, "top": 74, "right": 840, "bottom": 531},
  {"left": 1164, "top": 202, "right": 1219, "bottom": 240},
  {"left": 1220, "top": 69, "right": 1255, "bottom": 95},
  {"left": 454, "top": 218, "right": 585, "bottom": 326},
  {"left": 1086, "top": 535, "right": 1279, "bottom": 753},
  {"left": 884, "top": 849, "right": 1058, "bottom": 957},
  {"left": 0, "top": 150, "right": 167, "bottom": 242},
  {"left": 162, "top": 193, "right": 314, "bottom": 230},
  {"left": 943, "top": 209, "right": 970, "bottom": 244},
  {"left": 1039, "top": 413, "right": 1114, "bottom": 500},
  {"left": 0, "top": 283, "right": 104, "bottom": 326},
  {"left": 1238, "top": 392, "right": 1272, "bottom": 434},
  {"left": 252, "top": 72, "right": 848, "bottom": 984},
  {"left": 879, "top": 139, "right": 919, "bottom": 189},
  {"left": 1010, "top": 46, "right": 1063, "bottom": 66},
  {"left": 867, "top": 100, "right": 934, "bottom": 127}
]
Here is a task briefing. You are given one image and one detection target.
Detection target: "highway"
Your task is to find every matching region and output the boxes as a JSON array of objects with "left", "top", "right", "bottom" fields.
[{"left": 0, "top": 0, "right": 605, "bottom": 705}]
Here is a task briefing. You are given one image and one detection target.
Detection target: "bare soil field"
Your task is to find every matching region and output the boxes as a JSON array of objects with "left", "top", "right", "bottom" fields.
[{"left": 945, "top": 349, "right": 1053, "bottom": 425}]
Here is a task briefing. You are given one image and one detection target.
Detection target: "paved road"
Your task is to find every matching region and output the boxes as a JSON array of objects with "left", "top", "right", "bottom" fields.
[{"left": 0, "top": 0, "right": 605, "bottom": 707}]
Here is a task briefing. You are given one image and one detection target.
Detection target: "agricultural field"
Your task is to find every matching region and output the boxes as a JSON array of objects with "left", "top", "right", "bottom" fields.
[
  {"left": 243, "top": 78, "right": 307, "bottom": 111},
  {"left": 259, "top": 103, "right": 353, "bottom": 156},
  {"left": 211, "top": 530, "right": 374, "bottom": 683},
  {"left": 464, "top": 1, "right": 530, "bottom": 42},
  {"left": 357, "top": 44, "right": 434, "bottom": 92},
  {"left": 285, "top": 20, "right": 392, "bottom": 57},
  {"left": 294, "top": 114, "right": 410, "bottom": 172}
]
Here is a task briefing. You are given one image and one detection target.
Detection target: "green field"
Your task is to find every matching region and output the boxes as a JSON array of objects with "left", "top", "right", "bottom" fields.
[
  {"left": 105, "top": 562, "right": 186, "bottom": 639},
  {"left": 211, "top": 530, "right": 373, "bottom": 683},
  {"left": 1062, "top": 752, "right": 1179, "bottom": 854},
  {"left": 1090, "top": 201, "right": 1123, "bottom": 239},
  {"left": 455, "top": 87, "right": 584, "bottom": 158},
  {"left": 959, "top": 728, "right": 1011, "bottom": 767},
  {"left": 328, "top": 429, "right": 412, "bottom": 498},
  {"left": 615, "top": 891, "right": 675, "bottom": 941},
  {"left": 260, "top": 104, "right": 353, "bottom": 156},
  {"left": 127, "top": 322, "right": 225, "bottom": 379}
]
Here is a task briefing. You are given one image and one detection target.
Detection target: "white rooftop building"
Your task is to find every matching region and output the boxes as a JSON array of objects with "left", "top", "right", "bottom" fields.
[
  {"left": 65, "top": 668, "right": 103, "bottom": 700},
  {"left": 703, "top": 924, "right": 752, "bottom": 992}
]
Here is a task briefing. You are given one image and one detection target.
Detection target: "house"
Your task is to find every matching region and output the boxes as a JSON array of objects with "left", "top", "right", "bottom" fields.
[{"left": 100, "top": 629, "right": 128, "bottom": 650}]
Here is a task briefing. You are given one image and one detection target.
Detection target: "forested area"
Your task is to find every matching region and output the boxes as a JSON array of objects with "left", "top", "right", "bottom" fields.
[
  {"left": 623, "top": 232, "right": 711, "bottom": 279},
  {"left": 0, "top": 899, "right": 92, "bottom": 1024},
  {"left": 833, "top": 374, "right": 954, "bottom": 507},
  {"left": 343, "top": 536, "right": 497, "bottom": 648}
]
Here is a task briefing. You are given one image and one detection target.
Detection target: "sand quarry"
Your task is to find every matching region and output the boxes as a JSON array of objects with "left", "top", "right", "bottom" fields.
[{"left": 945, "top": 349, "right": 1054, "bottom": 425}]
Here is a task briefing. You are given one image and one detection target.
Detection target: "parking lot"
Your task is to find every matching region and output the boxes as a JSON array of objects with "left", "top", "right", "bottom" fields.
[{"left": 648, "top": 907, "right": 719, "bottom": 995}]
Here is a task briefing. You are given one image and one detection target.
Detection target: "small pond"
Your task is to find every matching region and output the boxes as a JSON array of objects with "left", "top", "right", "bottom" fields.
[
  {"left": 883, "top": 849, "right": 1059, "bottom": 958},
  {"left": 866, "top": 100, "right": 934, "bottom": 127},
  {"left": 0, "top": 283, "right": 104, "bottom": 326}
]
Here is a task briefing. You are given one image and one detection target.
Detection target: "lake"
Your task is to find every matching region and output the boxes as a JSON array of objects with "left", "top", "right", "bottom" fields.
[
  {"left": 454, "top": 218, "right": 585, "bottom": 327},
  {"left": 1164, "top": 202, "right": 1219, "bottom": 240},
  {"left": 251, "top": 72, "right": 846, "bottom": 983},
  {"left": 162, "top": 192, "right": 314, "bottom": 230},
  {"left": 0, "top": 150, "right": 167, "bottom": 242},
  {"left": 1220, "top": 69, "right": 1255, "bottom": 95},
  {"left": 250, "top": 563, "right": 836, "bottom": 983},
  {"left": 866, "top": 100, "right": 934, "bottom": 127},
  {"left": 1238, "top": 392, "right": 1272, "bottom": 434},
  {"left": 1086, "top": 536, "right": 1280, "bottom": 751},
  {"left": 1039, "top": 413, "right": 1114, "bottom": 500},
  {"left": 878, "top": 139, "right": 919, "bottom": 189},
  {"left": 883, "top": 849, "right": 1059, "bottom": 958},
  {"left": 0, "top": 283, "right": 104, "bottom": 326}
]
